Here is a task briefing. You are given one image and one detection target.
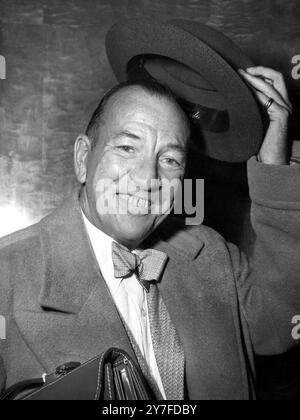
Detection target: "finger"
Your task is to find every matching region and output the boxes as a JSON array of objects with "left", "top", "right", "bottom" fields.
[
  {"left": 239, "top": 70, "right": 286, "bottom": 106},
  {"left": 246, "top": 66, "right": 292, "bottom": 108},
  {"left": 264, "top": 78, "right": 275, "bottom": 86},
  {"left": 247, "top": 67, "right": 292, "bottom": 109},
  {"left": 246, "top": 66, "right": 282, "bottom": 81},
  {"left": 251, "top": 88, "right": 289, "bottom": 119},
  {"left": 238, "top": 70, "right": 292, "bottom": 112}
]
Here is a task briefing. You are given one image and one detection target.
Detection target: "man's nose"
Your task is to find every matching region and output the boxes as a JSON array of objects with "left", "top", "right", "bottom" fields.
[{"left": 129, "top": 159, "right": 161, "bottom": 192}]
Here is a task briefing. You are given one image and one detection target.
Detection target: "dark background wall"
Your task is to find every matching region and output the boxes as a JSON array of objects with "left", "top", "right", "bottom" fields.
[{"left": 0, "top": 0, "right": 299, "bottom": 242}]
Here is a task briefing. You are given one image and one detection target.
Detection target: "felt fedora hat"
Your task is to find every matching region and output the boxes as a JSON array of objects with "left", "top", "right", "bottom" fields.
[{"left": 106, "top": 18, "right": 264, "bottom": 163}]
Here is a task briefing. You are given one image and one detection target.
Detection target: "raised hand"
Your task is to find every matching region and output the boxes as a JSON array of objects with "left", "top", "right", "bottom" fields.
[{"left": 239, "top": 67, "right": 292, "bottom": 165}]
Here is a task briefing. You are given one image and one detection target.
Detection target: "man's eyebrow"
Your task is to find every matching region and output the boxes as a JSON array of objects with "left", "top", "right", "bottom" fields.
[
  {"left": 164, "top": 142, "right": 186, "bottom": 153},
  {"left": 114, "top": 132, "right": 186, "bottom": 152},
  {"left": 115, "top": 131, "right": 142, "bottom": 140}
]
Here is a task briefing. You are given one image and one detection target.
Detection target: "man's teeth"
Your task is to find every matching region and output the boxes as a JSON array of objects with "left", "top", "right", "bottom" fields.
[{"left": 118, "top": 194, "right": 150, "bottom": 209}]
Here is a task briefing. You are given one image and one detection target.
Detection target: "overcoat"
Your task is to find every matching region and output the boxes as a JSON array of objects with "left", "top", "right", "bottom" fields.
[{"left": 0, "top": 158, "right": 300, "bottom": 399}]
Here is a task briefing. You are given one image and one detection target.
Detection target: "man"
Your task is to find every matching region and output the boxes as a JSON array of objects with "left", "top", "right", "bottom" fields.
[{"left": 0, "top": 66, "right": 299, "bottom": 400}]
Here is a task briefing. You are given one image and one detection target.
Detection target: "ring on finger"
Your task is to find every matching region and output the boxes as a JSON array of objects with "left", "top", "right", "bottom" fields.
[{"left": 263, "top": 97, "right": 274, "bottom": 112}]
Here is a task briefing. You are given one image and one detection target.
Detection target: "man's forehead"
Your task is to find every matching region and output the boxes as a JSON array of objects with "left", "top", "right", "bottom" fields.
[{"left": 103, "top": 86, "right": 190, "bottom": 136}]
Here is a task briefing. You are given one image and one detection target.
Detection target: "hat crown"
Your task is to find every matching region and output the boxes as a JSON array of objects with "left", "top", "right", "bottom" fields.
[{"left": 106, "top": 18, "right": 263, "bottom": 162}]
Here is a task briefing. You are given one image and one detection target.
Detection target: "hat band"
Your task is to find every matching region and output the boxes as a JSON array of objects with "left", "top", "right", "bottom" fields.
[
  {"left": 179, "top": 98, "right": 229, "bottom": 133},
  {"left": 127, "top": 56, "right": 229, "bottom": 134}
]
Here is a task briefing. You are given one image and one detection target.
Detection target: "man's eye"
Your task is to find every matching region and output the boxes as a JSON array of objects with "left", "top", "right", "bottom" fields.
[
  {"left": 117, "top": 145, "right": 135, "bottom": 153},
  {"left": 160, "top": 157, "right": 181, "bottom": 168}
]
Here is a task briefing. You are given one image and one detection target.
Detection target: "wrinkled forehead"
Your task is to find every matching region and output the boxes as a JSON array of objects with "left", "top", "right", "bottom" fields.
[{"left": 102, "top": 86, "right": 190, "bottom": 141}]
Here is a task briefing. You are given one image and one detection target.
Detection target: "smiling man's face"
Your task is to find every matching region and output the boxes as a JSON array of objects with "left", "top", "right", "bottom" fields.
[{"left": 75, "top": 86, "right": 190, "bottom": 249}]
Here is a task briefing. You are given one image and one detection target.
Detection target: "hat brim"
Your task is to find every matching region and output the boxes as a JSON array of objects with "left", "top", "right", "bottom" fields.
[{"left": 106, "top": 18, "right": 264, "bottom": 162}]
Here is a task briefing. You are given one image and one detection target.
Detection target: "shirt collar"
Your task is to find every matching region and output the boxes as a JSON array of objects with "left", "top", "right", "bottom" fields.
[{"left": 80, "top": 210, "right": 123, "bottom": 295}]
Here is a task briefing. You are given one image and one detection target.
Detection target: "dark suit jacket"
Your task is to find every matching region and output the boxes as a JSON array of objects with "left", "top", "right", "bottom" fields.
[{"left": 0, "top": 158, "right": 300, "bottom": 400}]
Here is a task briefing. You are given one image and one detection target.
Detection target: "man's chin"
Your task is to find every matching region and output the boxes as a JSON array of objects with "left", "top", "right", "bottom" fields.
[
  {"left": 113, "top": 214, "right": 170, "bottom": 247},
  {"left": 116, "top": 226, "right": 151, "bottom": 243},
  {"left": 110, "top": 218, "right": 152, "bottom": 247}
]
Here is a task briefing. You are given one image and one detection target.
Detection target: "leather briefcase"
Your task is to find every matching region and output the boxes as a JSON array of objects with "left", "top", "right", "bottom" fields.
[{"left": 0, "top": 348, "right": 155, "bottom": 400}]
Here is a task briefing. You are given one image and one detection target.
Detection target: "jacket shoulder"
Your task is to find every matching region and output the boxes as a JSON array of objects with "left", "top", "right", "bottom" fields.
[
  {"left": 0, "top": 223, "right": 43, "bottom": 298},
  {"left": 159, "top": 217, "right": 229, "bottom": 260},
  {"left": 0, "top": 223, "right": 40, "bottom": 251},
  {"left": 161, "top": 216, "right": 227, "bottom": 243}
]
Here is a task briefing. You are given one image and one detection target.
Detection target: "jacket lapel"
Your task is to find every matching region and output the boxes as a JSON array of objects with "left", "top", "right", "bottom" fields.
[
  {"left": 151, "top": 222, "right": 247, "bottom": 400},
  {"left": 14, "top": 192, "right": 137, "bottom": 372}
]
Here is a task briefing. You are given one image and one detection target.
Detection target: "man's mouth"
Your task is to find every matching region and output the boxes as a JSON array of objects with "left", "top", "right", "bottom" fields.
[{"left": 117, "top": 193, "right": 151, "bottom": 210}]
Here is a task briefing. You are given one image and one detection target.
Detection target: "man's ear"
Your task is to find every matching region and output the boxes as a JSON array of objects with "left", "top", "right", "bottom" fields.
[{"left": 74, "top": 134, "right": 92, "bottom": 184}]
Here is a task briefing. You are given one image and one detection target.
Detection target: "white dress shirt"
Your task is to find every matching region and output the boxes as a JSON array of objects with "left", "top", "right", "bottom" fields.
[{"left": 81, "top": 211, "right": 166, "bottom": 399}]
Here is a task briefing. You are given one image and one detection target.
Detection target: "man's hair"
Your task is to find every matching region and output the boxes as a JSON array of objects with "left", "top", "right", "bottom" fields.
[{"left": 85, "top": 79, "right": 184, "bottom": 148}]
